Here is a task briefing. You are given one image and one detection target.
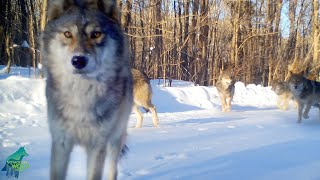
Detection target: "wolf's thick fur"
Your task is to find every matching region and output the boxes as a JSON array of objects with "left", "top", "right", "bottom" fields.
[
  {"left": 41, "top": 0, "right": 133, "bottom": 179},
  {"left": 216, "top": 70, "right": 235, "bottom": 112},
  {"left": 271, "top": 81, "right": 296, "bottom": 110},
  {"left": 132, "top": 69, "right": 159, "bottom": 128},
  {"left": 288, "top": 72, "right": 320, "bottom": 123}
]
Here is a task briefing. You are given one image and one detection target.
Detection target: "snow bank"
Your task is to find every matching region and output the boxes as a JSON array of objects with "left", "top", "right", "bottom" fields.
[
  {"left": 153, "top": 81, "right": 277, "bottom": 112},
  {"left": 0, "top": 74, "right": 277, "bottom": 116},
  {"left": 0, "top": 77, "right": 46, "bottom": 114}
]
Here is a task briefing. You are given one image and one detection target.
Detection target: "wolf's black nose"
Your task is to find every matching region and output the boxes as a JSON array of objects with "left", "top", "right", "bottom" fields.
[
  {"left": 294, "top": 85, "right": 298, "bottom": 89},
  {"left": 71, "top": 56, "right": 88, "bottom": 69}
]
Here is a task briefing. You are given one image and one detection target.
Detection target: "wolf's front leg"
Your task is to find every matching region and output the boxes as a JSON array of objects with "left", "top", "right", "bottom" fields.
[
  {"left": 303, "top": 104, "right": 311, "bottom": 119},
  {"left": 226, "top": 97, "right": 232, "bottom": 112},
  {"left": 277, "top": 97, "right": 283, "bottom": 110},
  {"left": 220, "top": 96, "right": 227, "bottom": 112},
  {"left": 297, "top": 103, "right": 304, "bottom": 123},
  {"left": 86, "top": 145, "right": 107, "bottom": 180},
  {"left": 282, "top": 95, "right": 290, "bottom": 110},
  {"left": 50, "top": 137, "right": 73, "bottom": 180},
  {"left": 106, "top": 140, "right": 124, "bottom": 180}
]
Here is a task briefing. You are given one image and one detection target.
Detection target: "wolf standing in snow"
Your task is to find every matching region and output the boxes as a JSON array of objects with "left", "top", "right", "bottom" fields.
[
  {"left": 132, "top": 69, "right": 159, "bottom": 128},
  {"left": 41, "top": 0, "right": 133, "bottom": 179},
  {"left": 216, "top": 69, "right": 235, "bottom": 112},
  {"left": 287, "top": 72, "right": 320, "bottom": 123}
]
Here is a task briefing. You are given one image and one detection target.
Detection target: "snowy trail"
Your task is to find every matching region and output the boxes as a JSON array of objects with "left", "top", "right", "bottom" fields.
[
  {"left": 124, "top": 109, "right": 320, "bottom": 180},
  {"left": 2, "top": 108, "right": 320, "bottom": 180},
  {"left": 1, "top": 71, "right": 320, "bottom": 179}
]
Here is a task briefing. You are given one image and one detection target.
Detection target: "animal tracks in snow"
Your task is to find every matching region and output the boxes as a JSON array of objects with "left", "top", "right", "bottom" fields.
[
  {"left": 197, "top": 127, "right": 209, "bottom": 131},
  {"left": 129, "top": 153, "right": 189, "bottom": 177},
  {"left": 0, "top": 113, "right": 42, "bottom": 148},
  {"left": 154, "top": 152, "right": 187, "bottom": 161},
  {"left": 227, "top": 125, "right": 236, "bottom": 129}
]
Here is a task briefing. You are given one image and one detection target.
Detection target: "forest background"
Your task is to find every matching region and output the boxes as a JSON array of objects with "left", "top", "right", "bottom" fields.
[{"left": 0, "top": 0, "right": 319, "bottom": 86}]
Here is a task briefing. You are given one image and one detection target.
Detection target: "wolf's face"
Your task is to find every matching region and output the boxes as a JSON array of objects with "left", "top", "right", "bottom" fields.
[
  {"left": 43, "top": 7, "right": 125, "bottom": 80},
  {"left": 288, "top": 74, "right": 305, "bottom": 94},
  {"left": 220, "top": 74, "right": 234, "bottom": 86}
]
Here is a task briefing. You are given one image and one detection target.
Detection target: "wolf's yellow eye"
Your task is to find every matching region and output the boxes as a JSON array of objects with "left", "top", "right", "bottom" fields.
[
  {"left": 91, "top": 31, "right": 102, "bottom": 39},
  {"left": 64, "top": 31, "right": 72, "bottom": 38}
]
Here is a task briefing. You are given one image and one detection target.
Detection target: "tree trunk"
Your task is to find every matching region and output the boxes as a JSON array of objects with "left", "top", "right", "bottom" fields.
[
  {"left": 4, "top": 0, "right": 12, "bottom": 73},
  {"left": 19, "top": 0, "right": 29, "bottom": 67},
  {"left": 28, "top": 13, "right": 36, "bottom": 78},
  {"left": 40, "top": 0, "right": 47, "bottom": 31},
  {"left": 273, "top": 0, "right": 283, "bottom": 81},
  {"left": 312, "top": 0, "right": 319, "bottom": 79},
  {"left": 5, "top": 36, "right": 11, "bottom": 73},
  {"left": 286, "top": 0, "right": 297, "bottom": 64},
  {"left": 39, "top": 0, "right": 48, "bottom": 78},
  {"left": 230, "top": 0, "right": 241, "bottom": 67},
  {"left": 199, "top": 0, "right": 209, "bottom": 86},
  {"left": 181, "top": 0, "right": 190, "bottom": 81}
]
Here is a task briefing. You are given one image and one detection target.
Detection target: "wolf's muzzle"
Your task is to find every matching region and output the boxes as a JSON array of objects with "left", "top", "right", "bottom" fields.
[{"left": 71, "top": 56, "right": 88, "bottom": 69}]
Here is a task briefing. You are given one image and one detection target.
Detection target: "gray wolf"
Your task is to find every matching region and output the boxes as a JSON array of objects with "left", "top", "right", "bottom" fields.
[
  {"left": 2, "top": 147, "right": 29, "bottom": 178},
  {"left": 41, "top": 0, "right": 133, "bottom": 179},
  {"left": 216, "top": 70, "right": 235, "bottom": 112},
  {"left": 288, "top": 72, "right": 320, "bottom": 123},
  {"left": 132, "top": 69, "right": 159, "bottom": 128},
  {"left": 271, "top": 81, "right": 296, "bottom": 110}
]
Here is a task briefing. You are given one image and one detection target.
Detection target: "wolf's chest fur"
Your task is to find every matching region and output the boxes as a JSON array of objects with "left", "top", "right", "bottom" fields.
[
  {"left": 216, "top": 82, "right": 234, "bottom": 96},
  {"left": 47, "top": 75, "right": 125, "bottom": 143},
  {"left": 49, "top": 75, "right": 121, "bottom": 124}
]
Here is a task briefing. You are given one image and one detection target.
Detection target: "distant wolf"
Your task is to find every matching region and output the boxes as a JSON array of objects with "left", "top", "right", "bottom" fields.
[
  {"left": 271, "top": 81, "right": 296, "bottom": 110},
  {"left": 216, "top": 70, "right": 235, "bottom": 112},
  {"left": 132, "top": 69, "right": 159, "bottom": 128},
  {"left": 41, "top": 0, "right": 133, "bottom": 180},
  {"left": 287, "top": 72, "right": 320, "bottom": 123}
]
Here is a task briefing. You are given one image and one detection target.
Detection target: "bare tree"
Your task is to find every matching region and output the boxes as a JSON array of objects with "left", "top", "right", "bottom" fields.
[
  {"left": 2, "top": 0, "right": 319, "bottom": 86},
  {"left": 312, "top": 0, "right": 319, "bottom": 78}
]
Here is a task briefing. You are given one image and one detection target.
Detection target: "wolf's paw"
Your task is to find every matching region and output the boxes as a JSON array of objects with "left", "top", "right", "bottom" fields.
[
  {"left": 297, "top": 116, "right": 302, "bottom": 123},
  {"left": 303, "top": 114, "right": 309, "bottom": 119}
]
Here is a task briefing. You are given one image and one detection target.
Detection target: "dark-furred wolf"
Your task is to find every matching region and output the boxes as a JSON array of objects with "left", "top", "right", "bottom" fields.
[
  {"left": 132, "top": 69, "right": 159, "bottom": 128},
  {"left": 288, "top": 72, "right": 320, "bottom": 123},
  {"left": 41, "top": 0, "right": 133, "bottom": 179},
  {"left": 216, "top": 70, "right": 235, "bottom": 112}
]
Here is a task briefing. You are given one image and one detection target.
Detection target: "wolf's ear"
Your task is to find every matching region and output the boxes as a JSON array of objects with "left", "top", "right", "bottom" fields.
[
  {"left": 88, "top": 0, "right": 120, "bottom": 22},
  {"left": 47, "top": 0, "right": 75, "bottom": 20}
]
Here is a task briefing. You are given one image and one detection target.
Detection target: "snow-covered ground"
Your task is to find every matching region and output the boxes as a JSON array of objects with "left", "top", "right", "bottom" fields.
[{"left": 1, "top": 66, "right": 320, "bottom": 180}]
